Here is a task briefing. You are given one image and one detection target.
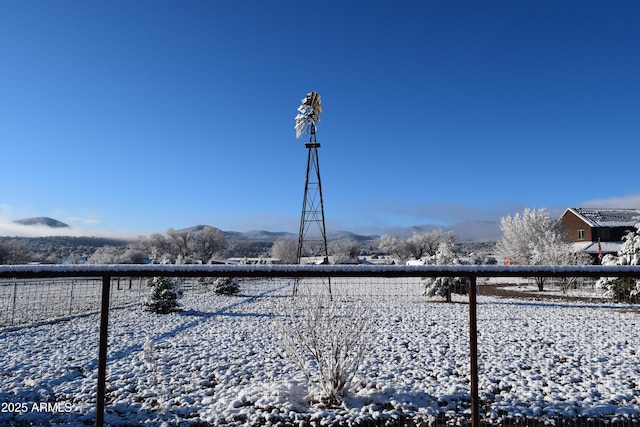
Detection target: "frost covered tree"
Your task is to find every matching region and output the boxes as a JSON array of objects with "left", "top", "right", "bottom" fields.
[
  {"left": 167, "top": 228, "right": 192, "bottom": 260},
  {"left": 136, "top": 227, "right": 226, "bottom": 264},
  {"left": 329, "top": 238, "right": 359, "bottom": 264},
  {"left": 404, "top": 230, "right": 445, "bottom": 260},
  {"left": 378, "top": 230, "right": 452, "bottom": 262},
  {"left": 378, "top": 235, "right": 404, "bottom": 260},
  {"left": 87, "top": 246, "right": 124, "bottom": 264},
  {"left": 136, "top": 233, "right": 174, "bottom": 264},
  {"left": 189, "top": 226, "right": 226, "bottom": 263},
  {"left": 88, "top": 245, "right": 147, "bottom": 264},
  {"left": 596, "top": 224, "right": 640, "bottom": 302},
  {"left": 422, "top": 238, "right": 468, "bottom": 302},
  {"left": 271, "top": 238, "right": 298, "bottom": 264},
  {"left": 496, "top": 208, "right": 589, "bottom": 291},
  {"left": 0, "top": 239, "right": 33, "bottom": 265}
]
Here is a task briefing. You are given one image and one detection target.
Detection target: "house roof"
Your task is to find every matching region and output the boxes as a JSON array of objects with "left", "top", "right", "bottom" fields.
[
  {"left": 566, "top": 207, "right": 640, "bottom": 228},
  {"left": 571, "top": 241, "right": 621, "bottom": 254}
]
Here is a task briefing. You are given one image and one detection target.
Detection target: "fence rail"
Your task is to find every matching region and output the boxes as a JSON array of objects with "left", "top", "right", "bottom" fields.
[
  {"left": 3, "top": 263, "right": 640, "bottom": 278},
  {"left": 0, "top": 264, "right": 639, "bottom": 427}
]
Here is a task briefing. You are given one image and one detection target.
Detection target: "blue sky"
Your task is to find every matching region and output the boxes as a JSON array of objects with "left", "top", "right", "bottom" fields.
[{"left": 1, "top": 1, "right": 639, "bottom": 237}]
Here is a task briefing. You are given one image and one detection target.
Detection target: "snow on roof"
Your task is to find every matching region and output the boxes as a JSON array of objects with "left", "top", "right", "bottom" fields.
[
  {"left": 569, "top": 207, "right": 640, "bottom": 228},
  {"left": 572, "top": 241, "right": 621, "bottom": 254}
]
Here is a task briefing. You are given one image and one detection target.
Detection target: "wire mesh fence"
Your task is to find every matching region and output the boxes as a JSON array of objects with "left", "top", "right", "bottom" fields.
[
  {"left": 0, "top": 265, "right": 638, "bottom": 427},
  {"left": 0, "top": 277, "right": 150, "bottom": 327}
]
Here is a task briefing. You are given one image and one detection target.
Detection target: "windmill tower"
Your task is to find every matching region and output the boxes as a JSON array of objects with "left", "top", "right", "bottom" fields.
[{"left": 294, "top": 91, "right": 329, "bottom": 266}]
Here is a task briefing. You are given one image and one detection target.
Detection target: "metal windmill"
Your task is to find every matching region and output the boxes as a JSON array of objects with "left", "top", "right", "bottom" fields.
[{"left": 294, "top": 91, "right": 329, "bottom": 267}]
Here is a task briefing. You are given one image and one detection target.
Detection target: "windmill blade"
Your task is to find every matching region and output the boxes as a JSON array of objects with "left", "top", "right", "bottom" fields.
[
  {"left": 294, "top": 91, "right": 322, "bottom": 138},
  {"left": 295, "top": 119, "right": 306, "bottom": 138},
  {"left": 307, "top": 91, "right": 320, "bottom": 103}
]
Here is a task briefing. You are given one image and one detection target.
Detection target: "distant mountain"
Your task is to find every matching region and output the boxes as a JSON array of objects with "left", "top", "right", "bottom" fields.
[
  {"left": 382, "top": 220, "right": 501, "bottom": 241},
  {"left": 13, "top": 217, "right": 497, "bottom": 243},
  {"left": 327, "top": 230, "right": 380, "bottom": 242},
  {"left": 176, "top": 226, "right": 295, "bottom": 242},
  {"left": 221, "top": 229, "right": 380, "bottom": 244},
  {"left": 14, "top": 217, "right": 70, "bottom": 228},
  {"left": 184, "top": 221, "right": 499, "bottom": 244},
  {"left": 228, "top": 230, "right": 296, "bottom": 241},
  {"left": 450, "top": 220, "right": 501, "bottom": 241}
]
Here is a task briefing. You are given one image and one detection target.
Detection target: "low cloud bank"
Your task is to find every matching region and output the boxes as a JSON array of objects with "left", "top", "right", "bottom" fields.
[
  {"left": 0, "top": 221, "right": 92, "bottom": 238},
  {"left": 0, "top": 221, "right": 137, "bottom": 239},
  {"left": 582, "top": 192, "right": 640, "bottom": 209}
]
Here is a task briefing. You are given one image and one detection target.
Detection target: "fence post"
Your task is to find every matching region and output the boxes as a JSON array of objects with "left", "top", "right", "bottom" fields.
[
  {"left": 468, "top": 275, "right": 479, "bottom": 427},
  {"left": 96, "top": 275, "right": 111, "bottom": 427},
  {"left": 69, "top": 279, "right": 75, "bottom": 316},
  {"left": 11, "top": 281, "right": 18, "bottom": 326}
]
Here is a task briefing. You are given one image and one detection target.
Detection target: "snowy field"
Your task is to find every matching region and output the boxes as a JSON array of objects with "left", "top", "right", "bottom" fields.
[{"left": 1, "top": 277, "right": 639, "bottom": 426}]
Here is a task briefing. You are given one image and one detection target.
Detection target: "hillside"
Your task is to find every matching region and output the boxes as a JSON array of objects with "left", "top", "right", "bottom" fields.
[{"left": 13, "top": 217, "right": 70, "bottom": 228}]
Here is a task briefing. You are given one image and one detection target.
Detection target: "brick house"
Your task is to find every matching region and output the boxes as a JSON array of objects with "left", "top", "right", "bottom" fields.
[{"left": 559, "top": 207, "right": 640, "bottom": 258}]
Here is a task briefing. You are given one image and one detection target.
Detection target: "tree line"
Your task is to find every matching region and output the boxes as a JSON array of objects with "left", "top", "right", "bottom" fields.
[{"left": 2, "top": 207, "right": 640, "bottom": 301}]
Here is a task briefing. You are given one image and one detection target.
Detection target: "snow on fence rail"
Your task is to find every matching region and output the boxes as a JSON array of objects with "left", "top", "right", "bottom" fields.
[{"left": 0, "top": 265, "right": 639, "bottom": 427}]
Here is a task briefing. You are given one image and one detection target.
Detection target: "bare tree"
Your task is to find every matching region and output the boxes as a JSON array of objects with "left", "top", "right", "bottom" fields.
[
  {"left": 378, "top": 235, "right": 404, "bottom": 260},
  {"left": 379, "top": 230, "right": 453, "bottom": 262},
  {"left": 189, "top": 226, "right": 226, "bottom": 263},
  {"left": 404, "top": 231, "right": 442, "bottom": 259},
  {"left": 271, "top": 238, "right": 298, "bottom": 264},
  {"left": 0, "top": 239, "right": 33, "bottom": 265},
  {"left": 167, "top": 228, "right": 191, "bottom": 260},
  {"left": 136, "top": 233, "right": 173, "bottom": 263},
  {"left": 329, "top": 238, "right": 359, "bottom": 264}
]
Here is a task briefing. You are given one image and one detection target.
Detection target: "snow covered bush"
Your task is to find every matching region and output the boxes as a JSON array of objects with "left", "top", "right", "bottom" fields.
[
  {"left": 422, "top": 239, "right": 468, "bottom": 302},
  {"left": 213, "top": 277, "right": 240, "bottom": 295},
  {"left": 275, "top": 288, "right": 372, "bottom": 406},
  {"left": 143, "top": 277, "right": 183, "bottom": 314},
  {"left": 596, "top": 225, "right": 640, "bottom": 302}
]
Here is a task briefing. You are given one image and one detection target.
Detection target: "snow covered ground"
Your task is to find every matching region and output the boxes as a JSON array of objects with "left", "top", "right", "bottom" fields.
[{"left": 1, "top": 278, "right": 639, "bottom": 426}]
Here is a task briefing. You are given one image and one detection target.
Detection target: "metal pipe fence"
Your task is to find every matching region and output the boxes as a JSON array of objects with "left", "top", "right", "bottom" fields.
[{"left": 0, "top": 264, "right": 639, "bottom": 427}]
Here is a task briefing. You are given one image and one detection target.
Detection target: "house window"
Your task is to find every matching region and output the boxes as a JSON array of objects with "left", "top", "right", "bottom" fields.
[{"left": 577, "top": 229, "right": 585, "bottom": 240}]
